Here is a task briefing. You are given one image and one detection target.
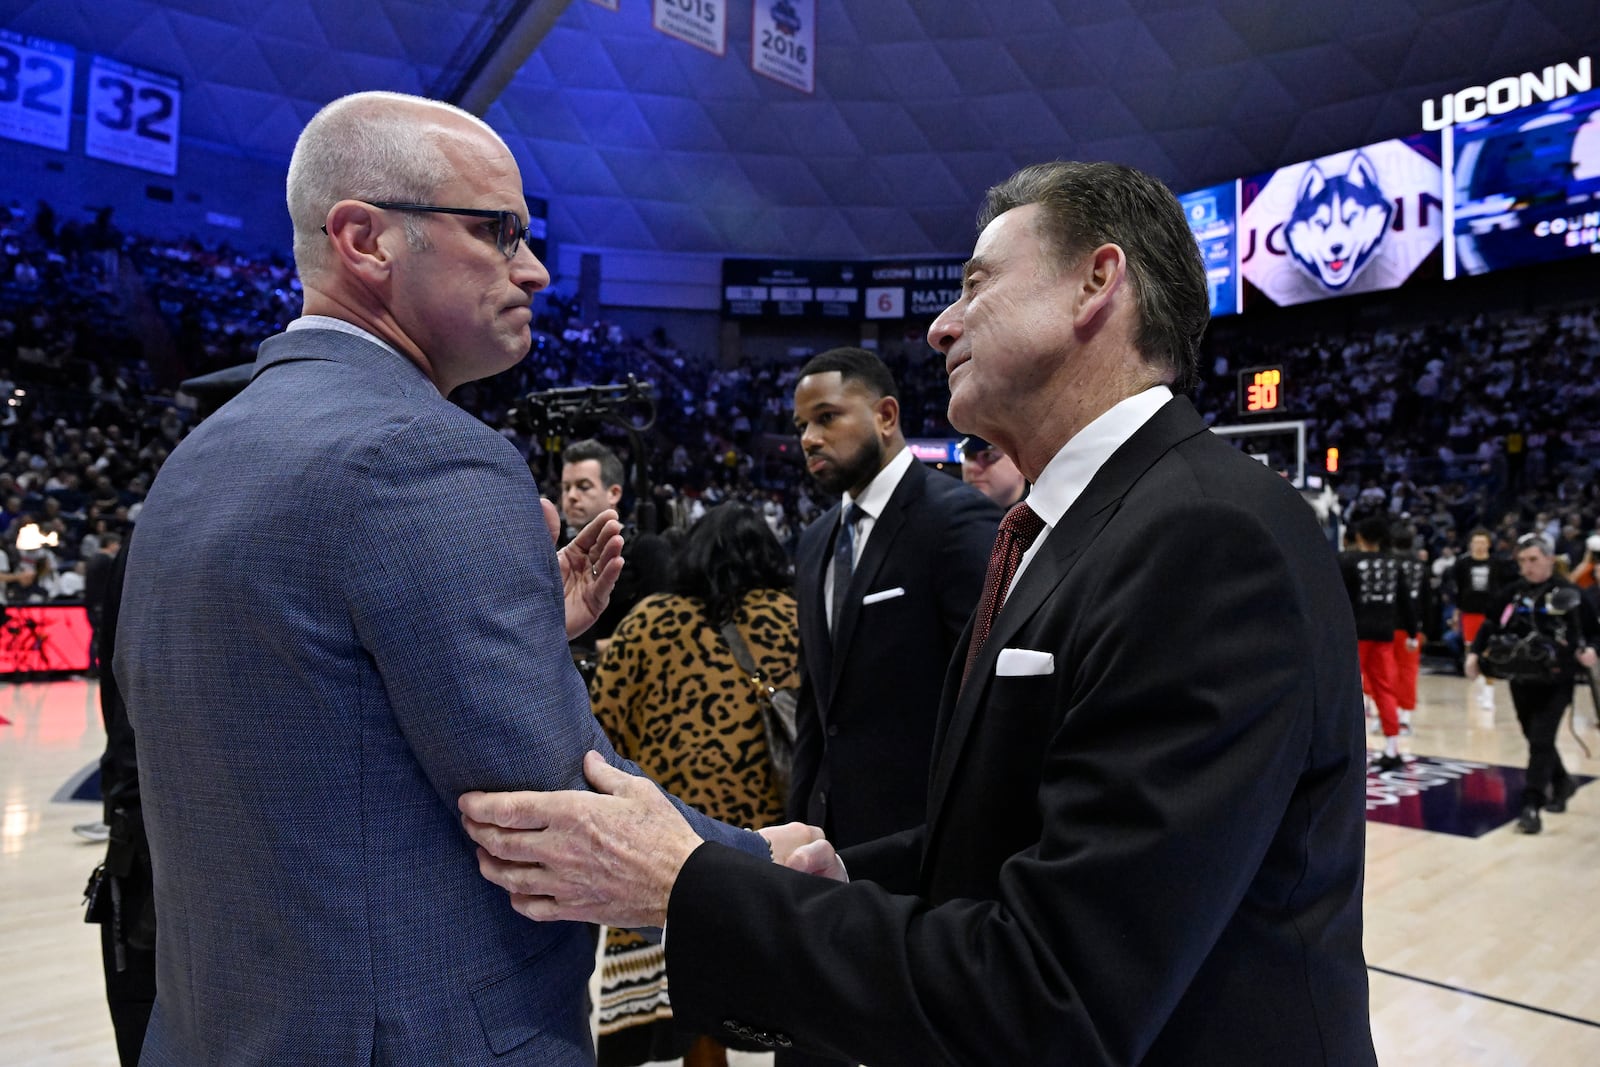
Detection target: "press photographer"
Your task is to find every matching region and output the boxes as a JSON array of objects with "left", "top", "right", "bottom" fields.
[{"left": 1466, "top": 534, "right": 1600, "bottom": 835}]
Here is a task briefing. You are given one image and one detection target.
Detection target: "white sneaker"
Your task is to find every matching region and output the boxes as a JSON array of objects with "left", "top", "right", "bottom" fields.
[
  {"left": 72, "top": 821, "right": 110, "bottom": 843},
  {"left": 1476, "top": 686, "right": 1495, "bottom": 711}
]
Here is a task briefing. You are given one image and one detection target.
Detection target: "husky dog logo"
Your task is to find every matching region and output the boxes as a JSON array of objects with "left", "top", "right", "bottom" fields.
[
  {"left": 1285, "top": 153, "right": 1393, "bottom": 290},
  {"left": 771, "top": 1, "right": 801, "bottom": 34}
]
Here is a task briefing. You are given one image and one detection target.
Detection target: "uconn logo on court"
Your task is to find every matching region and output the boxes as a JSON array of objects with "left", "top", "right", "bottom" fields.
[{"left": 1367, "top": 757, "right": 1490, "bottom": 811}]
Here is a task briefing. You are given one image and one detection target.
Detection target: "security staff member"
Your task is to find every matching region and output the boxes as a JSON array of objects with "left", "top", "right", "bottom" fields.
[{"left": 1467, "top": 534, "right": 1599, "bottom": 834}]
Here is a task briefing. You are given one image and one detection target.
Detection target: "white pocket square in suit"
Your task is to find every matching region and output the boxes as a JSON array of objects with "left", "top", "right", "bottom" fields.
[
  {"left": 995, "top": 648, "right": 1055, "bottom": 676},
  {"left": 861, "top": 587, "right": 906, "bottom": 605}
]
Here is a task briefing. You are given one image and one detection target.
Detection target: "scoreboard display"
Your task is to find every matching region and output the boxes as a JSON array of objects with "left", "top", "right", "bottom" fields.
[{"left": 1238, "top": 365, "right": 1284, "bottom": 415}]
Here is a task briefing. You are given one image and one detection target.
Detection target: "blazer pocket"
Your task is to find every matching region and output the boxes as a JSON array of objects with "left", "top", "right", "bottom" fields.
[
  {"left": 470, "top": 929, "right": 592, "bottom": 1054},
  {"left": 995, "top": 648, "right": 1054, "bottom": 676},
  {"left": 861, "top": 586, "right": 906, "bottom": 606}
]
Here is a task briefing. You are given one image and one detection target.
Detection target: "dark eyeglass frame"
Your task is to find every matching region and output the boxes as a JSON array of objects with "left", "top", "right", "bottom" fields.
[{"left": 320, "top": 201, "right": 532, "bottom": 260}]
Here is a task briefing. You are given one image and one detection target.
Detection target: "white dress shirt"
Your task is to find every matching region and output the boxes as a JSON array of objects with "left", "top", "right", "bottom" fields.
[
  {"left": 1010, "top": 385, "right": 1174, "bottom": 594},
  {"left": 825, "top": 445, "right": 915, "bottom": 632}
]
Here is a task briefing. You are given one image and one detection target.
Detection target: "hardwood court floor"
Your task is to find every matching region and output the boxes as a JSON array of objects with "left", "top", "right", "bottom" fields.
[{"left": 3, "top": 673, "right": 1599, "bottom": 1065}]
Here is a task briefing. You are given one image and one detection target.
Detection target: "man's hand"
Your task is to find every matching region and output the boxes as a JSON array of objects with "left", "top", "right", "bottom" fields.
[
  {"left": 460, "top": 751, "right": 702, "bottom": 928},
  {"left": 758, "top": 822, "right": 848, "bottom": 882},
  {"left": 542, "top": 501, "right": 624, "bottom": 639},
  {"left": 1578, "top": 646, "right": 1598, "bottom": 670}
]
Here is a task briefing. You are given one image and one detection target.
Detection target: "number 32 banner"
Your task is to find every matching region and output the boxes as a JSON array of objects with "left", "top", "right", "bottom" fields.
[
  {"left": 85, "top": 54, "right": 181, "bottom": 176},
  {"left": 0, "top": 30, "right": 75, "bottom": 151},
  {"left": 752, "top": 0, "right": 814, "bottom": 93}
]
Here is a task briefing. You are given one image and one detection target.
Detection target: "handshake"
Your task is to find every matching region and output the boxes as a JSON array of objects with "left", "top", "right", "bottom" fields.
[{"left": 460, "top": 750, "right": 847, "bottom": 929}]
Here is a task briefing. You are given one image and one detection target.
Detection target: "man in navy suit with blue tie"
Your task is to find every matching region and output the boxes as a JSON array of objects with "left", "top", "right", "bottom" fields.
[
  {"left": 788, "top": 347, "right": 999, "bottom": 852},
  {"left": 464, "top": 161, "right": 1376, "bottom": 1066},
  {"left": 116, "top": 90, "right": 770, "bottom": 1066}
]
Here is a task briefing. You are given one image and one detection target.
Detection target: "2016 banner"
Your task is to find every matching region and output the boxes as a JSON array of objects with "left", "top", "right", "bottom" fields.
[
  {"left": 653, "top": 0, "right": 726, "bottom": 57},
  {"left": 751, "top": 0, "right": 814, "bottom": 93}
]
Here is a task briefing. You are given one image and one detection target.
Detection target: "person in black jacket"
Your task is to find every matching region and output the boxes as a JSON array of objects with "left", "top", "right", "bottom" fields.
[
  {"left": 1466, "top": 533, "right": 1599, "bottom": 834},
  {"left": 1391, "top": 524, "right": 1431, "bottom": 734},
  {"left": 1340, "top": 515, "right": 1416, "bottom": 771},
  {"left": 1450, "top": 527, "right": 1518, "bottom": 711}
]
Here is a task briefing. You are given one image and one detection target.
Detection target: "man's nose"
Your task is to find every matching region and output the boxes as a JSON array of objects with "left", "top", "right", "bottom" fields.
[{"left": 928, "top": 306, "right": 962, "bottom": 351}]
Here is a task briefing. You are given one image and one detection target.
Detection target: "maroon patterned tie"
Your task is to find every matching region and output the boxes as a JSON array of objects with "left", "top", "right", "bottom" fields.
[{"left": 962, "top": 502, "right": 1046, "bottom": 688}]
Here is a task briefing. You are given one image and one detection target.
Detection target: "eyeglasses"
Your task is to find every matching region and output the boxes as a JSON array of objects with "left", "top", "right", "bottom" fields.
[{"left": 321, "top": 201, "right": 533, "bottom": 260}]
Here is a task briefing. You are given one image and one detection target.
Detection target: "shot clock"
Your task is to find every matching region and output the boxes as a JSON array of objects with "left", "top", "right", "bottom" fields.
[{"left": 1238, "top": 365, "right": 1284, "bottom": 415}]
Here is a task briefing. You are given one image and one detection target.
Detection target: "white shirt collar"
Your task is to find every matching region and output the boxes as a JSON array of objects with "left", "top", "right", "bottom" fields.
[
  {"left": 842, "top": 445, "right": 914, "bottom": 523},
  {"left": 286, "top": 315, "right": 406, "bottom": 362},
  {"left": 1026, "top": 385, "right": 1174, "bottom": 530}
]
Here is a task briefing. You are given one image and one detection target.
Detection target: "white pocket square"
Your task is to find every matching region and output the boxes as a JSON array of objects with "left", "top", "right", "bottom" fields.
[
  {"left": 861, "top": 587, "right": 906, "bottom": 605},
  {"left": 995, "top": 648, "right": 1055, "bottom": 676}
]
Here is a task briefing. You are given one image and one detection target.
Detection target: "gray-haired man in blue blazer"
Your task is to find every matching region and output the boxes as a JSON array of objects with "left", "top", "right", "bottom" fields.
[{"left": 116, "top": 91, "right": 775, "bottom": 1066}]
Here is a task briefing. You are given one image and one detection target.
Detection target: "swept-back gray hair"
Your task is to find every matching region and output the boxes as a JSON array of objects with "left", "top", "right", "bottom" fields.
[{"left": 286, "top": 91, "right": 501, "bottom": 280}]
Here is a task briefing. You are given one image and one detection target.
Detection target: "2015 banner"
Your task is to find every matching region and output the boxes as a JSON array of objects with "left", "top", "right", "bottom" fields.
[{"left": 653, "top": 0, "right": 726, "bottom": 57}]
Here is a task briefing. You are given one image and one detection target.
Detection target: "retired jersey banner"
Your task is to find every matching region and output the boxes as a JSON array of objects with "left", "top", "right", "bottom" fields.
[
  {"left": 587, "top": 0, "right": 620, "bottom": 9},
  {"left": 653, "top": 0, "right": 726, "bottom": 56},
  {"left": 85, "top": 55, "right": 183, "bottom": 176},
  {"left": 752, "top": 0, "right": 814, "bottom": 93},
  {"left": 0, "top": 31, "right": 75, "bottom": 151}
]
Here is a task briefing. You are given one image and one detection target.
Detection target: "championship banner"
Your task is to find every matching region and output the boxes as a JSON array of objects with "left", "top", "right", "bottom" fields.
[
  {"left": 1240, "top": 134, "right": 1443, "bottom": 309},
  {"left": 85, "top": 54, "right": 182, "bottom": 176},
  {"left": 0, "top": 30, "right": 75, "bottom": 151},
  {"left": 587, "top": 0, "right": 621, "bottom": 9},
  {"left": 751, "top": 0, "right": 814, "bottom": 93},
  {"left": 653, "top": 0, "right": 726, "bottom": 57}
]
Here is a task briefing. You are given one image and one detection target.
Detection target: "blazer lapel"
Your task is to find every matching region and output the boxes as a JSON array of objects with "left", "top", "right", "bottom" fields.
[
  {"left": 827, "top": 461, "right": 925, "bottom": 700},
  {"left": 921, "top": 397, "right": 1212, "bottom": 834}
]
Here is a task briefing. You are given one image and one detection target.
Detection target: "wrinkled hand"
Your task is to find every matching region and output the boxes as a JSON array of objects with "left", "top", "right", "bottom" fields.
[
  {"left": 543, "top": 501, "right": 624, "bottom": 639},
  {"left": 460, "top": 751, "right": 702, "bottom": 928},
  {"left": 758, "top": 822, "right": 848, "bottom": 882}
]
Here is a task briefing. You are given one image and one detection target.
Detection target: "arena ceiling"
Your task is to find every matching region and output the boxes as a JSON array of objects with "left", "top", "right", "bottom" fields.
[{"left": 8, "top": 0, "right": 1600, "bottom": 258}]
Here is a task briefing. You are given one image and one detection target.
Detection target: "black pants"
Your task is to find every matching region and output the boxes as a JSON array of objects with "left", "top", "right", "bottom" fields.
[
  {"left": 100, "top": 876, "right": 157, "bottom": 1067},
  {"left": 1509, "top": 679, "right": 1574, "bottom": 808}
]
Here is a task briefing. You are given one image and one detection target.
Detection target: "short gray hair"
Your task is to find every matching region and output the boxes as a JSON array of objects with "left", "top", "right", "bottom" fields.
[{"left": 286, "top": 91, "right": 500, "bottom": 280}]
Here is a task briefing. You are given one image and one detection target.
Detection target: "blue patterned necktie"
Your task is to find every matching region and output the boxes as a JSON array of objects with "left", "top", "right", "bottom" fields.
[{"left": 830, "top": 503, "right": 863, "bottom": 640}]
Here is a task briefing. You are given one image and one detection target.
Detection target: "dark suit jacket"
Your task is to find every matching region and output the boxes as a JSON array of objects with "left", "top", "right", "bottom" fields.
[
  {"left": 789, "top": 457, "right": 999, "bottom": 846},
  {"left": 116, "top": 328, "right": 763, "bottom": 1066},
  {"left": 666, "top": 397, "right": 1376, "bottom": 1066}
]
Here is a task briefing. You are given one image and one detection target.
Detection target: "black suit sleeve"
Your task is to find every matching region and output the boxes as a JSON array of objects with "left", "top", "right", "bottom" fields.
[
  {"left": 787, "top": 647, "right": 823, "bottom": 819},
  {"left": 932, "top": 485, "right": 1002, "bottom": 641},
  {"left": 665, "top": 497, "right": 1333, "bottom": 1066}
]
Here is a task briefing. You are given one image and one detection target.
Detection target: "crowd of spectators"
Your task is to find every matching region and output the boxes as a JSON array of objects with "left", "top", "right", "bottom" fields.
[{"left": 4, "top": 197, "right": 1600, "bottom": 643}]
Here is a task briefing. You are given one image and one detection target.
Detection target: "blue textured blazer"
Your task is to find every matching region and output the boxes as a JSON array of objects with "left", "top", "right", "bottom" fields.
[{"left": 117, "top": 326, "right": 763, "bottom": 1066}]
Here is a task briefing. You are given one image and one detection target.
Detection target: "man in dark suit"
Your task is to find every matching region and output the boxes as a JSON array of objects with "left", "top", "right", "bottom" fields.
[
  {"left": 788, "top": 347, "right": 998, "bottom": 848},
  {"left": 462, "top": 161, "right": 1376, "bottom": 1065},
  {"left": 116, "top": 90, "right": 768, "bottom": 1067}
]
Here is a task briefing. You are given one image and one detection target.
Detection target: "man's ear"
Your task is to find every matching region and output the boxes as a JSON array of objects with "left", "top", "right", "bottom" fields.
[
  {"left": 323, "top": 199, "right": 394, "bottom": 281},
  {"left": 605, "top": 484, "right": 623, "bottom": 507},
  {"left": 873, "top": 393, "right": 901, "bottom": 439},
  {"left": 1073, "top": 243, "right": 1126, "bottom": 330}
]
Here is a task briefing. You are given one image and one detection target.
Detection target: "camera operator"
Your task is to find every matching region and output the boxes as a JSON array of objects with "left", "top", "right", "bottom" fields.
[
  {"left": 1466, "top": 534, "right": 1600, "bottom": 834},
  {"left": 560, "top": 439, "right": 671, "bottom": 661}
]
